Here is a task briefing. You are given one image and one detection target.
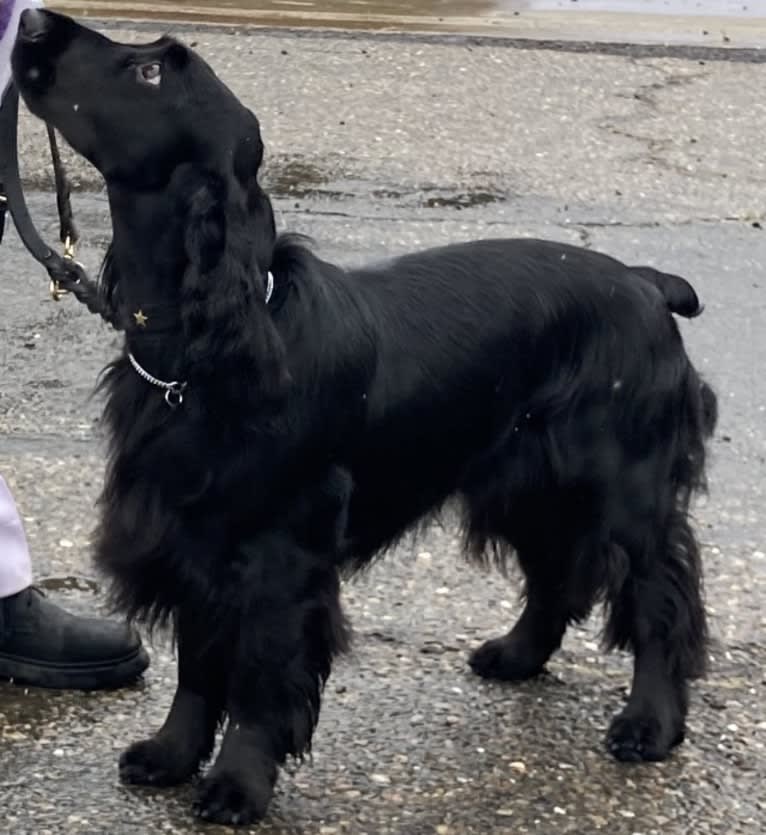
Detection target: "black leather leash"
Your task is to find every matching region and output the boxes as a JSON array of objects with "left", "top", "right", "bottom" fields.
[{"left": 0, "top": 82, "right": 119, "bottom": 327}]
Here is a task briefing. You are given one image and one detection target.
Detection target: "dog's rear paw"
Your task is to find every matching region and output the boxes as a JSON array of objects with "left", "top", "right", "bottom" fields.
[
  {"left": 195, "top": 769, "right": 273, "bottom": 826},
  {"left": 469, "top": 636, "right": 547, "bottom": 682},
  {"left": 119, "top": 737, "right": 199, "bottom": 787},
  {"left": 606, "top": 712, "right": 685, "bottom": 763}
]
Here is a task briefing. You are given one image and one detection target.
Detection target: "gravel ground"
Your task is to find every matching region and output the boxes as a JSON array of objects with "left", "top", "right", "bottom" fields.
[{"left": 0, "top": 18, "right": 764, "bottom": 835}]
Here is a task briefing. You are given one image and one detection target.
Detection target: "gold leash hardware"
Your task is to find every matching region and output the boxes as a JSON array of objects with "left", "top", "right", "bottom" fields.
[
  {"left": 63, "top": 235, "right": 76, "bottom": 260},
  {"left": 49, "top": 235, "right": 76, "bottom": 301}
]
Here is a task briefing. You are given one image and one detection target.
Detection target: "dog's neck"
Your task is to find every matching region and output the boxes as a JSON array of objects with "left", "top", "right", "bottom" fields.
[
  {"left": 107, "top": 185, "right": 187, "bottom": 377},
  {"left": 107, "top": 185, "right": 186, "bottom": 320},
  {"left": 104, "top": 181, "right": 281, "bottom": 396}
]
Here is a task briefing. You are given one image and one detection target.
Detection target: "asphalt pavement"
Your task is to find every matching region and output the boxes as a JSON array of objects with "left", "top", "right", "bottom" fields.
[{"left": 0, "top": 16, "right": 765, "bottom": 835}]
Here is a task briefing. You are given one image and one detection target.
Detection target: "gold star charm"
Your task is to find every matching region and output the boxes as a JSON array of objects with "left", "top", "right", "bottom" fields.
[{"left": 133, "top": 310, "right": 149, "bottom": 328}]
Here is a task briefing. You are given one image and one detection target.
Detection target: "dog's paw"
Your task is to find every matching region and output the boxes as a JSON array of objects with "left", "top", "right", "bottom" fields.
[
  {"left": 469, "top": 636, "right": 547, "bottom": 682},
  {"left": 119, "top": 737, "right": 199, "bottom": 787},
  {"left": 195, "top": 769, "right": 273, "bottom": 826},
  {"left": 606, "top": 711, "right": 685, "bottom": 763}
]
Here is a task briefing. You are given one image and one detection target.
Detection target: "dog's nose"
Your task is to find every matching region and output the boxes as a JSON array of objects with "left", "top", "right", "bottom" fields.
[{"left": 18, "top": 8, "right": 49, "bottom": 42}]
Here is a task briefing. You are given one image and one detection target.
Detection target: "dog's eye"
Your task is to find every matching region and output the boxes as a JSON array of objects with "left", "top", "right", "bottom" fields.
[{"left": 137, "top": 62, "right": 162, "bottom": 87}]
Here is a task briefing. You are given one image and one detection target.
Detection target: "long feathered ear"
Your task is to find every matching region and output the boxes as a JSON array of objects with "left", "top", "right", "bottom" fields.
[{"left": 180, "top": 148, "right": 290, "bottom": 409}]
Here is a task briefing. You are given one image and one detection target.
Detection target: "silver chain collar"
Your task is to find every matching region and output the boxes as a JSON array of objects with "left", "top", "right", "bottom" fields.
[
  {"left": 127, "top": 271, "right": 274, "bottom": 409},
  {"left": 127, "top": 351, "right": 187, "bottom": 408}
]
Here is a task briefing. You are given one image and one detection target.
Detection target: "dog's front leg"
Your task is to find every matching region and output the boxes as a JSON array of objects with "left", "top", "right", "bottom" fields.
[
  {"left": 119, "top": 607, "right": 227, "bottom": 786},
  {"left": 194, "top": 531, "right": 348, "bottom": 826}
]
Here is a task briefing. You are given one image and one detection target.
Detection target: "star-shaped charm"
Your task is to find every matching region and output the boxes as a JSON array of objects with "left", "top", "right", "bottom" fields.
[{"left": 133, "top": 310, "right": 149, "bottom": 328}]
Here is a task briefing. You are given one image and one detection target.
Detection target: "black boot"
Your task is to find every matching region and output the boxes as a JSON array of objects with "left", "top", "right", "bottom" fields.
[{"left": 0, "top": 587, "right": 149, "bottom": 690}]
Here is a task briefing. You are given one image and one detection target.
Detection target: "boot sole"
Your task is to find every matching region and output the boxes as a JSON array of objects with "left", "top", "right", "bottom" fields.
[{"left": 0, "top": 646, "right": 150, "bottom": 691}]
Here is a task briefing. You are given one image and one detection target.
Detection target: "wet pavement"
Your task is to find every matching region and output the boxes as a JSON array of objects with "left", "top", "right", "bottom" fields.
[
  {"left": 1, "top": 14, "right": 766, "bottom": 835},
  {"left": 49, "top": 0, "right": 766, "bottom": 46}
]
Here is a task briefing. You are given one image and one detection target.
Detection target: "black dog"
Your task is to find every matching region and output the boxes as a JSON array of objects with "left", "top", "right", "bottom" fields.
[{"left": 13, "top": 10, "right": 717, "bottom": 826}]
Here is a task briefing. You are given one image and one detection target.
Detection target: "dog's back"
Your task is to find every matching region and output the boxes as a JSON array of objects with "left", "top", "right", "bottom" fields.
[{"left": 342, "top": 238, "right": 714, "bottom": 524}]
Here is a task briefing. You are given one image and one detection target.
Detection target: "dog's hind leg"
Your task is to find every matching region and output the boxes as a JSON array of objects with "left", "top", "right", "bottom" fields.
[
  {"left": 119, "top": 608, "right": 227, "bottom": 786},
  {"left": 470, "top": 541, "right": 604, "bottom": 681},
  {"left": 603, "top": 503, "right": 707, "bottom": 763},
  {"left": 469, "top": 546, "right": 571, "bottom": 681},
  {"left": 469, "top": 491, "right": 606, "bottom": 682}
]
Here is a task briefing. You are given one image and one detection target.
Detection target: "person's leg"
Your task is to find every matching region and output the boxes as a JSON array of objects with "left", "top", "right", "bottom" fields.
[
  {"left": 0, "top": 475, "right": 150, "bottom": 690},
  {"left": 0, "top": 476, "right": 33, "bottom": 597}
]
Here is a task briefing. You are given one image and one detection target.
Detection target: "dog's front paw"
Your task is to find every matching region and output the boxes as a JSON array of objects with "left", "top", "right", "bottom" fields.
[
  {"left": 119, "top": 737, "right": 200, "bottom": 787},
  {"left": 195, "top": 768, "right": 274, "bottom": 826},
  {"left": 606, "top": 711, "right": 685, "bottom": 763}
]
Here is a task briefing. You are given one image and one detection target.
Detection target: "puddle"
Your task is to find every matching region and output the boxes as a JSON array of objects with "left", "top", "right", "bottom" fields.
[
  {"left": 50, "top": 0, "right": 766, "bottom": 45},
  {"left": 0, "top": 686, "right": 69, "bottom": 735},
  {"left": 53, "top": 1, "right": 764, "bottom": 19},
  {"left": 266, "top": 158, "right": 330, "bottom": 197},
  {"left": 25, "top": 378, "right": 67, "bottom": 390},
  {"left": 51, "top": 0, "right": 766, "bottom": 28},
  {"left": 37, "top": 575, "right": 101, "bottom": 594},
  {"left": 421, "top": 190, "right": 504, "bottom": 209},
  {"left": 264, "top": 159, "right": 506, "bottom": 208},
  {"left": 507, "top": 1, "right": 759, "bottom": 15}
]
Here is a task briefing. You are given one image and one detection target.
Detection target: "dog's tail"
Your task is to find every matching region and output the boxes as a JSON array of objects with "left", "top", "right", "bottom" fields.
[
  {"left": 630, "top": 266, "right": 704, "bottom": 318},
  {"left": 631, "top": 265, "right": 717, "bottom": 436}
]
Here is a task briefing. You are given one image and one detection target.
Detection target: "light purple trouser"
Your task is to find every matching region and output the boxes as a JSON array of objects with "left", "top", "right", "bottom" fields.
[
  {"left": 1, "top": 2, "right": 45, "bottom": 103},
  {"left": 1, "top": 7, "right": 46, "bottom": 598},
  {"left": 0, "top": 476, "right": 33, "bottom": 598}
]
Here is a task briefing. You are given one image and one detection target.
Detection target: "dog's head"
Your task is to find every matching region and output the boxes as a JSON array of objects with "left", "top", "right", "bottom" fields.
[
  {"left": 12, "top": 10, "right": 288, "bottom": 401},
  {"left": 11, "top": 9, "right": 263, "bottom": 188}
]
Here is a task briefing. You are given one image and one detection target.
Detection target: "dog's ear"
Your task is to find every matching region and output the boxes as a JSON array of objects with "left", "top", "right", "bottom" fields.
[
  {"left": 231, "top": 121, "right": 275, "bottom": 279},
  {"left": 180, "top": 160, "right": 290, "bottom": 408}
]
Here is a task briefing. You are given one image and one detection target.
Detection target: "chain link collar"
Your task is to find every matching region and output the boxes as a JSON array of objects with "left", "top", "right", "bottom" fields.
[
  {"left": 127, "top": 271, "right": 274, "bottom": 408},
  {"left": 127, "top": 351, "right": 187, "bottom": 408}
]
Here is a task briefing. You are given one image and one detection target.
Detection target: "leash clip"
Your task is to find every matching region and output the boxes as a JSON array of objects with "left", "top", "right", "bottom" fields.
[
  {"left": 49, "top": 235, "right": 77, "bottom": 301},
  {"left": 63, "top": 234, "right": 76, "bottom": 260},
  {"left": 49, "top": 278, "right": 68, "bottom": 301}
]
